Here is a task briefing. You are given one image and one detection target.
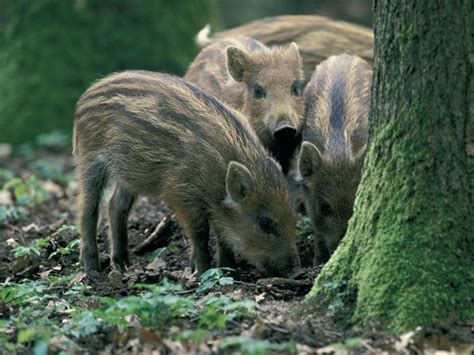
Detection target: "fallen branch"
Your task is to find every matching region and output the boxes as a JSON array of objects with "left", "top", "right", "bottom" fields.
[
  {"left": 133, "top": 215, "right": 174, "bottom": 255},
  {"left": 256, "top": 277, "right": 312, "bottom": 290}
]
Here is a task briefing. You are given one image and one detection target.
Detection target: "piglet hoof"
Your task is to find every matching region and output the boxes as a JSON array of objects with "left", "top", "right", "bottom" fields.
[
  {"left": 82, "top": 258, "right": 101, "bottom": 277},
  {"left": 80, "top": 255, "right": 101, "bottom": 273},
  {"left": 84, "top": 269, "right": 102, "bottom": 287},
  {"left": 111, "top": 253, "right": 129, "bottom": 272},
  {"left": 191, "top": 256, "right": 212, "bottom": 277},
  {"left": 85, "top": 269, "right": 101, "bottom": 279}
]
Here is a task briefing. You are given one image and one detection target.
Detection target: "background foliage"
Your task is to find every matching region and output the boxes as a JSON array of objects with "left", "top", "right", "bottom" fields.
[{"left": 0, "top": 0, "right": 217, "bottom": 144}]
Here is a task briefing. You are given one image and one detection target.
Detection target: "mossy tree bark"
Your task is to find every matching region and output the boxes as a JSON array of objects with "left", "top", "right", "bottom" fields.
[{"left": 304, "top": 0, "right": 473, "bottom": 331}]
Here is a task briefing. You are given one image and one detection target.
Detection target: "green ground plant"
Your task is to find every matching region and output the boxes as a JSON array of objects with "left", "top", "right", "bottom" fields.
[
  {"left": 1, "top": 171, "right": 50, "bottom": 223},
  {"left": 3, "top": 176, "right": 48, "bottom": 207},
  {"left": 0, "top": 270, "right": 261, "bottom": 353},
  {"left": 220, "top": 336, "right": 297, "bottom": 354}
]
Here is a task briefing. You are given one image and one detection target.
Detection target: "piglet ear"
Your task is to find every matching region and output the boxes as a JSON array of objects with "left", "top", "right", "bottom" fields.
[
  {"left": 227, "top": 46, "right": 250, "bottom": 82},
  {"left": 266, "top": 157, "right": 282, "bottom": 172},
  {"left": 288, "top": 42, "right": 302, "bottom": 64},
  {"left": 226, "top": 161, "right": 254, "bottom": 203},
  {"left": 298, "top": 141, "right": 322, "bottom": 178}
]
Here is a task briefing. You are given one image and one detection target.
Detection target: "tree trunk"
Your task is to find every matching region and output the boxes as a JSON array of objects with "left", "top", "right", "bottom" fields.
[{"left": 304, "top": 0, "right": 473, "bottom": 331}]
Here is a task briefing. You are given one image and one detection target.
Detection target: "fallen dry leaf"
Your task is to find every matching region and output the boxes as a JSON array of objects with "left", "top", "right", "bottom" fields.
[
  {"left": 394, "top": 328, "right": 420, "bottom": 352},
  {"left": 315, "top": 344, "right": 354, "bottom": 355},
  {"left": 68, "top": 271, "right": 86, "bottom": 286},
  {"left": 163, "top": 339, "right": 187, "bottom": 353},
  {"left": 110, "top": 329, "right": 133, "bottom": 347},
  {"left": 249, "top": 316, "right": 270, "bottom": 338},
  {"left": 125, "top": 266, "right": 142, "bottom": 287},
  {"left": 410, "top": 332, "right": 474, "bottom": 355},
  {"left": 39, "top": 269, "right": 52, "bottom": 279},
  {"left": 451, "top": 344, "right": 474, "bottom": 353},
  {"left": 138, "top": 328, "right": 163, "bottom": 346},
  {"left": 145, "top": 256, "right": 166, "bottom": 272},
  {"left": 168, "top": 326, "right": 180, "bottom": 336},
  {"left": 255, "top": 292, "right": 266, "bottom": 303},
  {"left": 296, "top": 343, "right": 318, "bottom": 354},
  {"left": 12, "top": 255, "right": 31, "bottom": 274},
  {"left": 0, "top": 189, "right": 12, "bottom": 205},
  {"left": 48, "top": 335, "right": 82, "bottom": 353},
  {"left": 6, "top": 238, "right": 19, "bottom": 248},
  {"left": 39, "top": 180, "right": 65, "bottom": 199},
  {"left": 21, "top": 223, "right": 41, "bottom": 233},
  {"left": 170, "top": 267, "right": 196, "bottom": 283}
]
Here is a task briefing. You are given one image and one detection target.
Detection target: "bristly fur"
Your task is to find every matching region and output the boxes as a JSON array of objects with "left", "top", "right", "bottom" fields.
[
  {"left": 75, "top": 71, "right": 263, "bottom": 165},
  {"left": 185, "top": 36, "right": 304, "bottom": 175},
  {"left": 300, "top": 54, "right": 372, "bottom": 264},
  {"left": 194, "top": 16, "right": 374, "bottom": 79},
  {"left": 303, "top": 54, "right": 371, "bottom": 160},
  {"left": 74, "top": 71, "right": 299, "bottom": 277}
]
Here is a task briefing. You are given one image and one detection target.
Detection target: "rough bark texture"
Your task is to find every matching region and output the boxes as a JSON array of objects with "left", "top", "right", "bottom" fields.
[{"left": 304, "top": 0, "right": 473, "bottom": 331}]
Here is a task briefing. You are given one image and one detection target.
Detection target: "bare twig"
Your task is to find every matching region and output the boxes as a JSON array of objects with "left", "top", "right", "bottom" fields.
[
  {"left": 133, "top": 215, "right": 173, "bottom": 255},
  {"left": 173, "top": 288, "right": 196, "bottom": 295},
  {"left": 233, "top": 280, "right": 260, "bottom": 288}
]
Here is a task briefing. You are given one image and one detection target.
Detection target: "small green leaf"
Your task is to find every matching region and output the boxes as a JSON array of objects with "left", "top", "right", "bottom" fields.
[
  {"left": 57, "top": 224, "right": 77, "bottom": 233},
  {"left": 17, "top": 328, "right": 37, "bottom": 343},
  {"left": 345, "top": 338, "right": 363, "bottom": 348},
  {"left": 3, "top": 177, "right": 22, "bottom": 190},
  {"left": 219, "top": 276, "right": 234, "bottom": 286}
]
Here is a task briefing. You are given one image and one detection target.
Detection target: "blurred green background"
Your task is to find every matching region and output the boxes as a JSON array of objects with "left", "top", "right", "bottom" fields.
[{"left": 0, "top": 0, "right": 371, "bottom": 145}]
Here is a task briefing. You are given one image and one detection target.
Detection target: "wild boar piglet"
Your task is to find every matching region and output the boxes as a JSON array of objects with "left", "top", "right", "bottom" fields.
[
  {"left": 298, "top": 54, "right": 372, "bottom": 264},
  {"left": 74, "top": 71, "right": 300, "bottom": 277},
  {"left": 185, "top": 36, "right": 305, "bottom": 174},
  {"left": 195, "top": 16, "right": 374, "bottom": 78}
]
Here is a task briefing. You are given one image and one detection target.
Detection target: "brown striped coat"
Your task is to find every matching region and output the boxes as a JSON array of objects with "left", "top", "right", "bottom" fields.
[
  {"left": 298, "top": 54, "right": 372, "bottom": 264},
  {"left": 196, "top": 15, "right": 374, "bottom": 79},
  {"left": 74, "top": 71, "right": 300, "bottom": 277}
]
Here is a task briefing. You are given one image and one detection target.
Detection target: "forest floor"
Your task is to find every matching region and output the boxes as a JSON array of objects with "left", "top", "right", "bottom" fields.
[{"left": 0, "top": 132, "right": 472, "bottom": 354}]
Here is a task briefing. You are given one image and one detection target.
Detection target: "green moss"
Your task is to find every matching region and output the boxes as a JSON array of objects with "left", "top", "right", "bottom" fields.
[{"left": 0, "top": 0, "right": 218, "bottom": 144}]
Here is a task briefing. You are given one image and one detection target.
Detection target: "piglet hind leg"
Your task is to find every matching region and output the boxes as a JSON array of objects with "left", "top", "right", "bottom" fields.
[
  {"left": 107, "top": 185, "right": 135, "bottom": 271},
  {"left": 77, "top": 159, "right": 108, "bottom": 275}
]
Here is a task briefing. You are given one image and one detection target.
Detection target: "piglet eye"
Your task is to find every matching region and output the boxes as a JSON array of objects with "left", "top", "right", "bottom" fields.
[
  {"left": 252, "top": 84, "right": 266, "bottom": 99},
  {"left": 258, "top": 217, "right": 278, "bottom": 235},
  {"left": 291, "top": 80, "right": 303, "bottom": 97},
  {"left": 319, "top": 199, "right": 332, "bottom": 217}
]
